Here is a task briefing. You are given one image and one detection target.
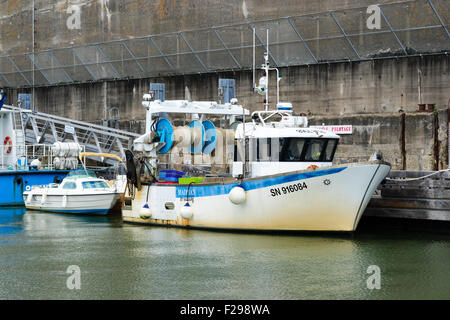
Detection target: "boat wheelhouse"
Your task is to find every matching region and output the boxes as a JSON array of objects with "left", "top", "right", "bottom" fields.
[{"left": 233, "top": 110, "right": 340, "bottom": 178}]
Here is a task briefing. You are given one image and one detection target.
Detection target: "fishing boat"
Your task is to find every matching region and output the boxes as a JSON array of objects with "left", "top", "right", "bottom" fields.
[
  {"left": 23, "top": 153, "right": 123, "bottom": 215},
  {"left": 121, "top": 33, "right": 390, "bottom": 232},
  {"left": 0, "top": 97, "right": 73, "bottom": 206}
]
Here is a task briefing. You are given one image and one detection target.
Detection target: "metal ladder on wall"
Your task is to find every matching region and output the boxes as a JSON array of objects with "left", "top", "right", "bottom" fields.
[{"left": 3, "top": 105, "right": 140, "bottom": 164}]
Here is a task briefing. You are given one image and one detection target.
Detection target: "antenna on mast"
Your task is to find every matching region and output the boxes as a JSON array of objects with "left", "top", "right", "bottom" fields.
[
  {"left": 254, "top": 28, "right": 281, "bottom": 111},
  {"left": 264, "top": 29, "right": 269, "bottom": 111},
  {"left": 252, "top": 28, "right": 256, "bottom": 92}
]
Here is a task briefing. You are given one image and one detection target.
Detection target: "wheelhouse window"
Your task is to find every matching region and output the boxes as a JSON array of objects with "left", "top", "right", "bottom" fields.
[
  {"left": 303, "top": 139, "right": 327, "bottom": 161},
  {"left": 235, "top": 138, "right": 338, "bottom": 162},
  {"left": 279, "top": 138, "right": 306, "bottom": 162},
  {"left": 324, "top": 139, "right": 338, "bottom": 161},
  {"left": 279, "top": 138, "right": 338, "bottom": 162},
  {"left": 239, "top": 138, "right": 276, "bottom": 162}
]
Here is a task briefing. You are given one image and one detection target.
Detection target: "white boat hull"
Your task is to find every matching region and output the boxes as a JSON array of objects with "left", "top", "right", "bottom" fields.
[
  {"left": 24, "top": 192, "right": 119, "bottom": 215},
  {"left": 122, "top": 162, "right": 390, "bottom": 232}
]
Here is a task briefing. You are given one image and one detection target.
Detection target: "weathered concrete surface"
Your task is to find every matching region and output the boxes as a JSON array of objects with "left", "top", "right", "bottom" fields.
[
  {"left": 309, "top": 111, "right": 447, "bottom": 171},
  {"left": 437, "top": 108, "right": 449, "bottom": 170},
  {"left": 405, "top": 113, "right": 435, "bottom": 171},
  {"left": 3, "top": 54, "right": 448, "bottom": 170},
  {"left": 5, "top": 54, "right": 449, "bottom": 118},
  {"left": 309, "top": 113, "right": 404, "bottom": 169},
  {"left": 0, "top": 0, "right": 410, "bottom": 55}
]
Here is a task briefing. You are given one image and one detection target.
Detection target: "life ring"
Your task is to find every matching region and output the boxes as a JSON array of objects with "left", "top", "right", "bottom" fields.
[
  {"left": 307, "top": 165, "right": 319, "bottom": 170},
  {"left": 3, "top": 136, "right": 12, "bottom": 154}
]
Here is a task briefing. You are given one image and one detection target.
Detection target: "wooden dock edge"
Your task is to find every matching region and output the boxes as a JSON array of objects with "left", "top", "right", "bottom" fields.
[
  {"left": 366, "top": 170, "right": 450, "bottom": 222},
  {"left": 365, "top": 207, "right": 450, "bottom": 221}
]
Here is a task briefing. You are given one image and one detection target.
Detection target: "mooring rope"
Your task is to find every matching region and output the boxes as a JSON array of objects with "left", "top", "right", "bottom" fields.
[{"left": 385, "top": 168, "right": 450, "bottom": 182}]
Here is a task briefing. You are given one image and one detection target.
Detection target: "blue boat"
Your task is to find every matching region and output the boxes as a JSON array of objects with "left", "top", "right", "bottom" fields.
[
  {"left": 0, "top": 104, "right": 70, "bottom": 206},
  {"left": 0, "top": 170, "right": 69, "bottom": 206}
]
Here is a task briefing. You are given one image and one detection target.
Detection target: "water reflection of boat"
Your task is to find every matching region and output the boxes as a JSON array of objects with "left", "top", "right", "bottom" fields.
[
  {"left": 0, "top": 206, "right": 25, "bottom": 236},
  {"left": 23, "top": 170, "right": 120, "bottom": 215}
]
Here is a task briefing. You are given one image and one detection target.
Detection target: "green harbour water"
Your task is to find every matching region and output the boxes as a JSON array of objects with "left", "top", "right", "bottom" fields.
[{"left": 0, "top": 207, "right": 449, "bottom": 300}]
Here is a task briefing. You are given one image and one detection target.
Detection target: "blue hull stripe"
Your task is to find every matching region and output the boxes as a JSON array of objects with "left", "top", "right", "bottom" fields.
[
  {"left": 43, "top": 209, "right": 109, "bottom": 215},
  {"left": 176, "top": 167, "right": 347, "bottom": 198}
]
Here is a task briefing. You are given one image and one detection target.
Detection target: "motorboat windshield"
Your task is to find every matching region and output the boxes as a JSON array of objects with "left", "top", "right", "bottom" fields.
[{"left": 66, "top": 169, "right": 97, "bottom": 179}]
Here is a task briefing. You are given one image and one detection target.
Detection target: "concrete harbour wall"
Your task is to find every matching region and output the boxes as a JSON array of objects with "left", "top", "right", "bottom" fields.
[
  {"left": 3, "top": 54, "right": 449, "bottom": 171},
  {"left": 309, "top": 110, "right": 448, "bottom": 171},
  {"left": 5, "top": 54, "right": 449, "bottom": 117},
  {"left": 0, "top": 0, "right": 410, "bottom": 55}
]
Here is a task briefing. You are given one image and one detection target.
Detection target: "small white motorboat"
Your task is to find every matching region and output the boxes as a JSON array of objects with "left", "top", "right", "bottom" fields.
[
  {"left": 23, "top": 152, "right": 125, "bottom": 215},
  {"left": 23, "top": 170, "right": 119, "bottom": 215}
]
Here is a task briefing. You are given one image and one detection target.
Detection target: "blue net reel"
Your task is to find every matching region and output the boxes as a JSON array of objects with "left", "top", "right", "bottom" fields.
[
  {"left": 202, "top": 120, "right": 217, "bottom": 154},
  {"left": 155, "top": 119, "right": 218, "bottom": 155},
  {"left": 189, "top": 120, "right": 205, "bottom": 154},
  {"left": 155, "top": 118, "right": 174, "bottom": 154}
]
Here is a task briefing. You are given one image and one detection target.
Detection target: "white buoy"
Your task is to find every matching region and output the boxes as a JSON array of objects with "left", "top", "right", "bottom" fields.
[
  {"left": 228, "top": 186, "right": 246, "bottom": 205},
  {"left": 30, "top": 159, "right": 42, "bottom": 169},
  {"left": 26, "top": 192, "right": 33, "bottom": 204},
  {"left": 140, "top": 204, "right": 152, "bottom": 219},
  {"left": 180, "top": 202, "right": 194, "bottom": 219}
]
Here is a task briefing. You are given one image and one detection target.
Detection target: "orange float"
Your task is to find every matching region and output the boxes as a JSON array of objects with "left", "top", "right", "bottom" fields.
[{"left": 3, "top": 136, "right": 12, "bottom": 154}]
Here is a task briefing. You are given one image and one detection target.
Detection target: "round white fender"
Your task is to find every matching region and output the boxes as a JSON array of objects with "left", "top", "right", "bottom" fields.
[
  {"left": 26, "top": 191, "right": 33, "bottom": 204},
  {"left": 228, "top": 186, "right": 246, "bottom": 205},
  {"left": 30, "top": 159, "right": 42, "bottom": 169},
  {"left": 40, "top": 189, "right": 48, "bottom": 205},
  {"left": 62, "top": 195, "right": 67, "bottom": 208},
  {"left": 180, "top": 202, "right": 193, "bottom": 219},
  {"left": 140, "top": 204, "right": 152, "bottom": 219}
]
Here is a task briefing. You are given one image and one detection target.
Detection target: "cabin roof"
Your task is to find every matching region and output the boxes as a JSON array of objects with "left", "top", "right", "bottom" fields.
[{"left": 235, "top": 124, "right": 340, "bottom": 139}]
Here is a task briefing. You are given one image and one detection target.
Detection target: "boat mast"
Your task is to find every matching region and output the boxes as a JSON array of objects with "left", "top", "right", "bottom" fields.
[
  {"left": 261, "top": 29, "right": 281, "bottom": 110},
  {"left": 264, "top": 29, "right": 269, "bottom": 111},
  {"left": 262, "top": 30, "right": 281, "bottom": 110},
  {"left": 252, "top": 28, "right": 256, "bottom": 93}
]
